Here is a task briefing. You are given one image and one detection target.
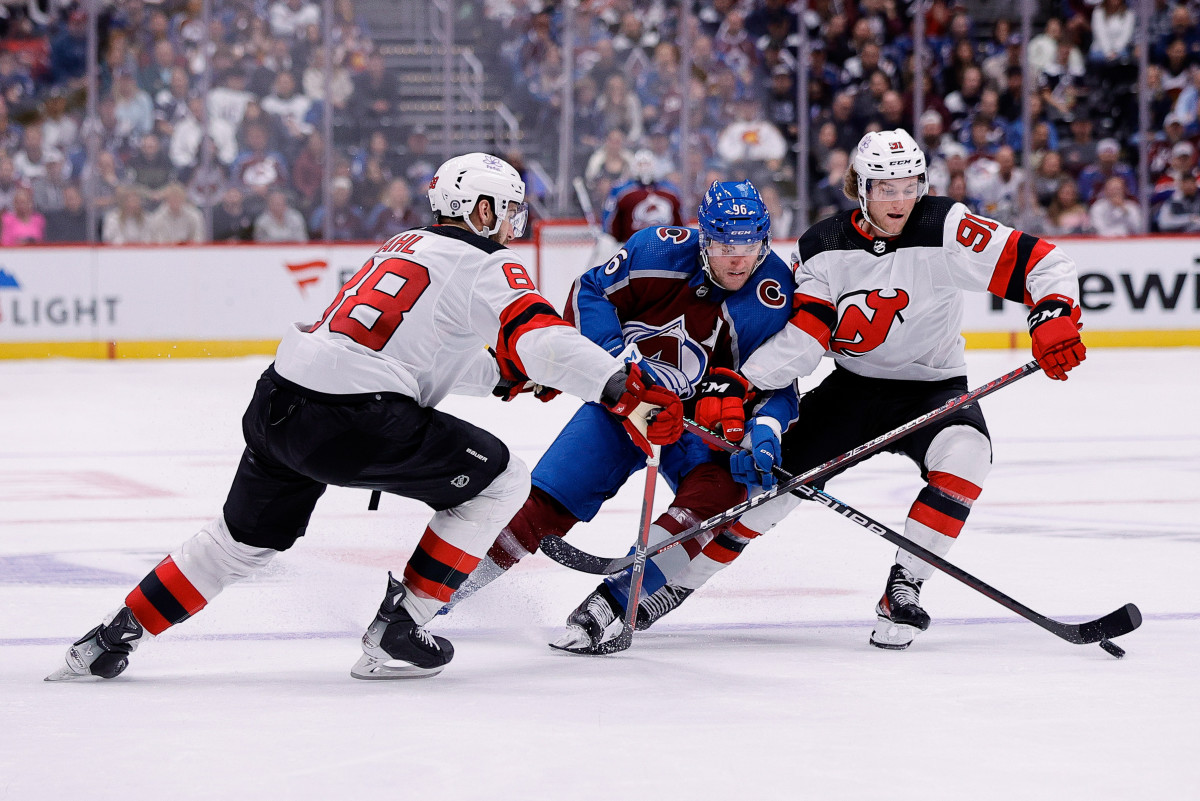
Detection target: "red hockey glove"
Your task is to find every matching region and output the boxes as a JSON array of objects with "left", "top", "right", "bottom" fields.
[
  {"left": 694, "top": 368, "right": 755, "bottom": 446},
  {"left": 1028, "top": 296, "right": 1086, "bottom": 381},
  {"left": 491, "top": 348, "right": 562, "bottom": 403},
  {"left": 601, "top": 362, "right": 685, "bottom": 454}
]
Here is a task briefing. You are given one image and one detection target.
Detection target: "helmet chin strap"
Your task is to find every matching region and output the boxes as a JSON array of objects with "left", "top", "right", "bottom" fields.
[
  {"left": 463, "top": 199, "right": 503, "bottom": 237},
  {"left": 857, "top": 195, "right": 897, "bottom": 237}
]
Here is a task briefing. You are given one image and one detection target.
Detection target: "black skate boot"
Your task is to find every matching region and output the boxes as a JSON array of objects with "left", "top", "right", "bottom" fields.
[
  {"left": 45, "top": 607, "right": 145, "bottom": 682},
  {"left": 870, "top": 564, "right": 932, "bottom": 650},
  {"left": 635, "top": 583, "right": 694, "bottom": 631},
  {"left": 549, "top": 583, "right": 628, "bottom": 654},
  {"left": 351, "top": 573, "right": 454, "bottom": 679}
]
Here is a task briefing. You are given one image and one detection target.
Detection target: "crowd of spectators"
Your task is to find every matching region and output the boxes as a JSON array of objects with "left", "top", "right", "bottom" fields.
[
  {"left": 0, "top": 0, "right": 429, "bottom": 245},
  {"left": 5, "top": 0, "right": 1200, "bottom": 246},
  {"left": 487, "top": 0, "right": 1200, "bottom": 238}
]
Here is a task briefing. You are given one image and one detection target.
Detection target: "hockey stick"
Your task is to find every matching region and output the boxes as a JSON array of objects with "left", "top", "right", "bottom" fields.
[
  {"left": 678, "top": 420, "right": 1141, "bottom": 656},
  {"left": 551, "top": 443, "right": 662, "bottom": 656},
  {"left": 572, "top": 176, "right": 603, "bottom": 240},
  {"left": 540, "top": 360, "right": 1041, "bottom": 576}
]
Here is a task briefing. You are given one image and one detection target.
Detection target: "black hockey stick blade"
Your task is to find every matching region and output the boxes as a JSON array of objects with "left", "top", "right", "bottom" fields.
[
  {"left": 540, "top": 534, "right": 626, "bottom": 575},
  {"left": 1058, "top": 602, "right": 1142, "bottom": 645}
]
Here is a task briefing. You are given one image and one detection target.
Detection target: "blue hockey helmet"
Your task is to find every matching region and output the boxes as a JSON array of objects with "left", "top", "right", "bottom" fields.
[{"left": 697, "top": 180, "right": 771, "bottom": 282}]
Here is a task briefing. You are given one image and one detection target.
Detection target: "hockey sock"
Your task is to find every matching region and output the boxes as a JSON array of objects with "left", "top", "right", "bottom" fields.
[
  {"left": 126, "top": 556, "right": 207, "bottom": 636},
  {"left": 403, "top": 459, "right": 530, "bottom": 622},
  {"left": 896, "top": 426, "right": 990, "bottom": 581},
  {"left": 602, "top": 506, "right": 709, "bottom": 607},
  {"left": 126, "top": 516, "right": 278, "bottom": 635},
  {"left": 673, "top": 521, "right": 763, "bottom": 590},
  {"left": 485, "top": 486, "right": 579, "bottom": 570}
]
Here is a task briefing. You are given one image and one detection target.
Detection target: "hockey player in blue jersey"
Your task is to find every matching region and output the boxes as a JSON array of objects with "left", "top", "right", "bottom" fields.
[{"left": 444, "top": 181, "right": 800, "bottom": 653}]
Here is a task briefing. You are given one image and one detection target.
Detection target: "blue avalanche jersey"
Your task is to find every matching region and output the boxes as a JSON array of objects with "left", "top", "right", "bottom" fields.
[{"left": 563, "top": 225, "right": 799, "bottom": 431}]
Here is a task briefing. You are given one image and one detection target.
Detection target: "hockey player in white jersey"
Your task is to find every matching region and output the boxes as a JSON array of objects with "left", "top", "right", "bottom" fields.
[
  {"left": 46, "top": 153, "right": 685, "bottom": 682},
  {"left": 618, "top": 129, "right": 1087, "bottom": 649}
]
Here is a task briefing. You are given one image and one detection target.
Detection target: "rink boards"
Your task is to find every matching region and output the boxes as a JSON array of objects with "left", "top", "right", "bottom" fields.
[{"left": 1, "top": 232, "right": 1198, "bottom": 357}]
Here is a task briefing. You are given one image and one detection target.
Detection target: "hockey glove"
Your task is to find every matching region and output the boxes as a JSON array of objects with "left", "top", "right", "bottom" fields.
[
  {"left": 730, "top": 419, "right": 782, "bottom": 491},
  {"left": 493, "top": 378, "right": 562, "bottom": 403},
  {"left": 1028, "top": 295, "right": 1085, "bottom": 381},
  {"left": 491, "top": 347, "right": 562, "bottom": 403},
  {"left": 694, "top": 367, "right": 755, "bottom": 446},
  {"left": 601, "top": 362, "right": 684, "bottom": 454}
]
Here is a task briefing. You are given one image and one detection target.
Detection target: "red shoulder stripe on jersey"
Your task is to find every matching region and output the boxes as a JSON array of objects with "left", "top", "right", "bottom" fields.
[
  {"left": 403, "top": 527, "right": 483, "bottom": 603},
  {"left": 927, "top": 470, "right": 983, "bottom": 503},
  {"left": 788, "top": 294, "right": 836, "bottom": 349},
  {"left": 988, "top": 231, "right": 1055, "bottom": 305},
  {"left": 496, "top": 293, "right": 572, "bottom": 378}
]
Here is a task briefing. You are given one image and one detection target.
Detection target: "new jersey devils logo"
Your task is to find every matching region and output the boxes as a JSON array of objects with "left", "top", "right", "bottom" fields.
[{"left": 831, "top": 288, "right": 909, "bottom": 356}]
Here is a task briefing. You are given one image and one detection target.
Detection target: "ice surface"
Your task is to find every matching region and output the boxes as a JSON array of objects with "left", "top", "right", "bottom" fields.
[{"left": 1, "top": 349, "right": 1196, "bottom": 800}]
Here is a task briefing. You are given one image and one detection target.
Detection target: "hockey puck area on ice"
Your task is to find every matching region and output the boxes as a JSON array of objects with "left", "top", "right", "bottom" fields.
[{"left": 1098, "top": 639, "right": 1126, "bottom": 659}]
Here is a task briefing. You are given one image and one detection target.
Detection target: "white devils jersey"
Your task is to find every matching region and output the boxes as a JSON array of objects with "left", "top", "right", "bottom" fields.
[
  {"left": 273, "top": 225, "right": 622, "bottom": 406},
  {"left": 742, "top": 197, "right": 1081, "bottom": 388}
]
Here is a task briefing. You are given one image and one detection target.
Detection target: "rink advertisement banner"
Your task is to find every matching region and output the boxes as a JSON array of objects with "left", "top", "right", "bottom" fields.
[
  {"left": 0, "top": 237, "right": 1196, "bottom": 356},
  {"left": 0, "top": 242, "right": 530, "bottom": 354}
]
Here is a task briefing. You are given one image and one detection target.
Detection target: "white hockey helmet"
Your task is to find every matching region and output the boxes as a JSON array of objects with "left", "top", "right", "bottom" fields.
[
  {"left": 631, "top": 149, "right": 658, "bottom": 184},
  {"left": 428, "top": 152, "right": 528, "bottom": 237},
  {"left": 852, "top": 129, "right": 928, "bottom": 231}
]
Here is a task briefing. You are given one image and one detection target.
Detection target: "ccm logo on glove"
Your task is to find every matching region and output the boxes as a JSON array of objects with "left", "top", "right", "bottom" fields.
[
  {"left": 1027, "top": 295, "right": 1085, "bottom": 381},
  {"left": 694, "top": 367, "right": 755, "bottom": 445}
]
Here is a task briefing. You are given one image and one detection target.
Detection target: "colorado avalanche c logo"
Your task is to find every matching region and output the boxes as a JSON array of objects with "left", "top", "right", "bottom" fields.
[
  {"left": 756, "top": 278, "right": 787, "bottom": 310},
  {"left": 656, "top": 227, "right": 692, "bottom": 244},
  {"left": 831, "top": 288, "right": 909, "bottom": 356},
  {"left": 622, "top": 315, "right": 708, "bottom": 397}
]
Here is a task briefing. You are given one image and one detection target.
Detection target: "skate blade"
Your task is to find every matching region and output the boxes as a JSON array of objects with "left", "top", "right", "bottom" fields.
[
  {"left": 44, "top": 665, "right": 90, "bottom": 682},
  {"left": 869, "top": 617, "right": 919, "bottom": 651},
  {"left": 349, "top": 654, "right": 445, "bottom": 680}
]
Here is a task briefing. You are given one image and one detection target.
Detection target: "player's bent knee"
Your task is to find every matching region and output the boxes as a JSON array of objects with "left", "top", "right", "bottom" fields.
[
  {"left": 172, "top": 516, "right": 280, "bottom": 601},
  {"left": 925, "top": 425, "right": 992, "bottom": 486},
  {"left": 463, "top": 456, "right": 530, "bottom": 528}
]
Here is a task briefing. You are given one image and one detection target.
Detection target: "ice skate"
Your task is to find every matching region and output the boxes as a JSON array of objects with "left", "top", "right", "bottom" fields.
[
  {"left": 549, "top": 584, "right": 628, "bottom": 655},
  {"left": 869, "top": 564, "right": 931, "bottom": 650},
  {"left": 45, "top": 607, "right": 145, "bottom": 682},
  {"left": 352, "top": 573, "right": 454, "bottom": 679},
  {"left": 635, "top": 583, "right": 693, "bottom": 631}
]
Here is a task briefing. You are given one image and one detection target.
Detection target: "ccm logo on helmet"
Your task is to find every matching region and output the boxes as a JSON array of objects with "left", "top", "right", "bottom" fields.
[{"left": 757, "top": 278, "right": 787, "bottom": 310}]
